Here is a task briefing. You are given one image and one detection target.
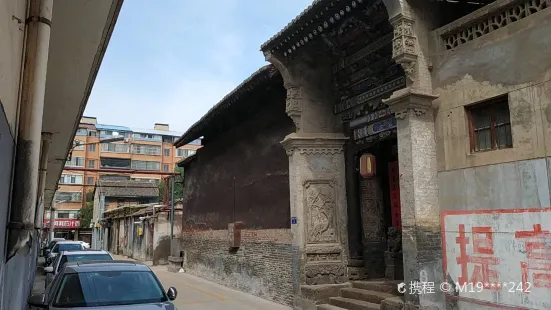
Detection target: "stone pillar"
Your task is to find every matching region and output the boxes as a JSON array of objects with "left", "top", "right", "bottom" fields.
[
  {"left": 265, "top": 52, "right": 351, "bottom": 306},
  {"left": 282, "top": 133, "right": 350, "bottom": 288},
  {"left": 383, "top": 9, "right": 446, "bottom": 310}
]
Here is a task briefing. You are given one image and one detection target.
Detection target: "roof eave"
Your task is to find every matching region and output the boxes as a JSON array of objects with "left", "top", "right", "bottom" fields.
[{"left": 173, "top": 65, "right": 278, "bottom": 148}]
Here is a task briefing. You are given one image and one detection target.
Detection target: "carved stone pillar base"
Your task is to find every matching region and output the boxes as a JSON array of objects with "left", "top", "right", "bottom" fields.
[
  {"left": 384, "top": 251, "right": 404, "bottom": 280},
  {"left": 282, "top": 133, "right": 350, "bottom": 289},
  {"left": 347, "top": 266, "right": 368, "bottom": 281}
]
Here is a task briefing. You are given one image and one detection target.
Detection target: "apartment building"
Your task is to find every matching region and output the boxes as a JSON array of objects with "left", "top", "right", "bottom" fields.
[{"left": 48, "top": 116, "right": 200, "bottom": 236}]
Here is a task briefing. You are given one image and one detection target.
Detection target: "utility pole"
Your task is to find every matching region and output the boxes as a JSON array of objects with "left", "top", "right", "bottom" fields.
[
  {"left": 48, "top": 199, "right": 56, "bottom": 243},
  {"left": 170, "top": 175, "right": 175, "bottom": 239}
]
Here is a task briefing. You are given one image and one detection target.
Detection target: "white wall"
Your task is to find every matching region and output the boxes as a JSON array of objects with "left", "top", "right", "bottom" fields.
[{"left": 0, "top": 0, "right": 26, "bottom": 135}]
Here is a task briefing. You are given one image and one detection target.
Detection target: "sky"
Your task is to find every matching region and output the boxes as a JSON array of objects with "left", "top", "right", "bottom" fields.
[{"left": 84, "top": 0, "right": 313, "bottom": 133}]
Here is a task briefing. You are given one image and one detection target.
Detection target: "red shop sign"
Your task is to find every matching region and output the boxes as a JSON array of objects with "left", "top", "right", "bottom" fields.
[{"left": 43, "top": 219, "right": 81, "bottom": 229}]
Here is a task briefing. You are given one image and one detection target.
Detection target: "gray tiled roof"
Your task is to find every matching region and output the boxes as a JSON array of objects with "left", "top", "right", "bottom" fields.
[{"left": 97, "top": 179, "right": 158, "bottom": 198}]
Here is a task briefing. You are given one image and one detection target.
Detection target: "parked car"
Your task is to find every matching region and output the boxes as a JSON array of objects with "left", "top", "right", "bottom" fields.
[
  {"left": 44, "top": 250, "right": 114, "bottom": 288},
  {"left": 29, "top": 261, "right": 178, "bottom": 309},
  {"left": 46, "top": 241, "right": 84, "bottom": 266},
  {"left": 42, "top": 238, "right": 65, "bottom": 257}
]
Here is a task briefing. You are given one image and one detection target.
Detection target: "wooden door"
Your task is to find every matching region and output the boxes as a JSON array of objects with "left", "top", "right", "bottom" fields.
[{"left": 388, "top": 161, "right": 402, "bottom": 230}]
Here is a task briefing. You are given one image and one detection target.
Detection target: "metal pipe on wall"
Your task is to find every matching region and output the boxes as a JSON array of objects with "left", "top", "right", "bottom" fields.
[
  {"left": 35, "top": 132, "right": 52, "bottom": 230},
  {"left": 48, "top": 200, "right": 55, "bottom": 243},
  {"left": 7, "top": 0, "right": 54, "bottom": 260}
]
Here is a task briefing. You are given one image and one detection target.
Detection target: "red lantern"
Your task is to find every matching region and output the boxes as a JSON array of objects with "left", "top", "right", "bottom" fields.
[{"left": 359, "top": 154, "right": 376, "bottom": 178}]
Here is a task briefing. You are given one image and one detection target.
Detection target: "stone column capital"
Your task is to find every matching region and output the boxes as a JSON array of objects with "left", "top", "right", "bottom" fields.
[
  {"left": 383, "top": 87, "right": 439, "bottom": 120},
  {"left": 281, "top": 133, "right": 349, "bottom": 156}
]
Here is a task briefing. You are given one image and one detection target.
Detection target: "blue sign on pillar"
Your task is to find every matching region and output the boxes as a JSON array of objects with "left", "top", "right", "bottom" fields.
[{"left": 291, "top": 217, "right": 297, "bottom": 224}]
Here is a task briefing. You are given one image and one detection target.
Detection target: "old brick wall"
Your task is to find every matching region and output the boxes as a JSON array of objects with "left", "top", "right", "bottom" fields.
[
  {"left": 181, "top": 84, "right": 295, "bottom": 305},
  {"left": 182, "top": 230, "right": 294, "bottom": 305}
]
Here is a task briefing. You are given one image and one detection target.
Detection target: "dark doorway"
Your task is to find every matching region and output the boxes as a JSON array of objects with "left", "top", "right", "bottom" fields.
[{"left": 356, "top": 137, "right": 403, "bottom": 280}]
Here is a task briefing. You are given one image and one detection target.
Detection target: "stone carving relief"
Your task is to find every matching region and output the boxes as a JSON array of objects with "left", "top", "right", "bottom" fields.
[
  {"left": 393, "top": 106, "right": 429, "bottom": 120},
  {"left": 391, "top": 15, "right": 418, "bottom": 84},
  {"left": 285, "top": 85, "right": 302, "bottom": 130},
  {"left": 305, "top": 263, "right": 347, "bottom": 285},
  {"left": 304, "top": 180, "right": 338, "bottom": 244},
  {"left": 387, "top": 227, "right": 402, "bottom": 254},
  {"left": 306, "top": 252, "right": 341, "bottom": 262}
]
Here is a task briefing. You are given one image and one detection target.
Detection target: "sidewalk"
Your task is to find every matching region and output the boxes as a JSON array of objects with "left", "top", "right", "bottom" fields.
[
  {"left": 112, "top": 255, "right": 291, "bottom": 310},
  {"left": 32, "top": 257, "right": 46, "bottom": 296}
]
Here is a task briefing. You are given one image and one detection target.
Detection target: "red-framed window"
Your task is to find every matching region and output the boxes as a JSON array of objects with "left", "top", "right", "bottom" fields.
[{"left": 466, "top": 95, "right": 512, "bottom": 153}]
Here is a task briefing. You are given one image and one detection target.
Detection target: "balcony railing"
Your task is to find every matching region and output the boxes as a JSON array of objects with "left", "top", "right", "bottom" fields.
[{"left": 435, "top": 0, "right": 550, "bottom": 50}]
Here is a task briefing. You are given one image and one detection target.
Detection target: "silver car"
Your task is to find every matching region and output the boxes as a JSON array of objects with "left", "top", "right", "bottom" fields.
[
  {"left": 44, "top": 250, "right": 114, "bottom": 288},
  {"left": 29, "top": 261, "right": 178, "bottom": 309},
  {"left": 46, "top": 241, "right": 84, "bottom": 266}
]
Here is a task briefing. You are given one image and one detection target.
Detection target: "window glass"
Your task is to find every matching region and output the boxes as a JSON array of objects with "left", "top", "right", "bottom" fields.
[
  {"left": 66, "top": 254, "right": 113, "bottom": 263},
  {"left": 57, "top": 244, "right": 83, "bottom": 252},
  {"left": 52, "top": 244, "right": 59, "bottom": 253},
  {"left": 58, "top": 256, "right": 68, "bottom": 273},
  {"left": 53, "top": 271, "right": 167, "bottom": 307}
]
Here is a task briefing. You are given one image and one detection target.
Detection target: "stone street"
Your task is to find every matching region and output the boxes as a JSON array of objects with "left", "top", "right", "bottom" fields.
[{"left": 149, "top": 264, "right": 291, "bottom": 310}]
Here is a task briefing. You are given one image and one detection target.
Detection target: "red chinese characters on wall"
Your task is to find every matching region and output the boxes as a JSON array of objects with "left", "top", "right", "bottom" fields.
[
  {"left": 515, "top": 224, "right": 551, "bottom": 291},
  {"left": 455, "top": 224, "right": 500, "bottom": 290}
]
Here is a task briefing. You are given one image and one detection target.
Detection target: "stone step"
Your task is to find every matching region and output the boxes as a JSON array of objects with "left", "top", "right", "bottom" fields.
[
  {"left": 330, "top": 297, "right": 381, "bottom": 310},
  {"left": 341, "top": 288, "right": 397, "bottom": 304},
  {"left": 352, "top": 281, "right": 402, "bottom": 295},
  {"left": 317, "top": 304, "right": 348, "bottom": 310}
]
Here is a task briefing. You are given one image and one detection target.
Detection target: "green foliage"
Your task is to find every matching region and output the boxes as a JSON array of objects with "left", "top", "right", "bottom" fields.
[
  {"left": 85, "top": 190, "right": 94, "bottom": 202},
  {"left": 77, "top": 190, "right": 94, "bottom": 228},
  {"left": 77, "top": 201, "right": 93, "bottom": 228}
]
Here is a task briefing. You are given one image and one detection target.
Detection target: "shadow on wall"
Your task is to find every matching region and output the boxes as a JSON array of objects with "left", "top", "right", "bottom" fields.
[{"left": 153, "top": 235, "right": 170, "bottom": 265}]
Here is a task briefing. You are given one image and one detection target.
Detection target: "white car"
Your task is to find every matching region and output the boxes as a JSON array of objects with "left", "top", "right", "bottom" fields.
[
  {"left": 46, "top": 241, "right": 84, "bottom": 265},
  {"left": 44, "top": 249, "right": 113, "bottom": 288}
]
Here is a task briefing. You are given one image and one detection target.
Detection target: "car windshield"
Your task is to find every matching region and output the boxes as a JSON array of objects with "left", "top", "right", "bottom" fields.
[
  {"left": 53, "top": 270, "right": 167, "bottom": 307},
  {"left": 66, "top": 254, "right": 112, "bottom": 262},
  {"left": 55, "top": 244, "right": 82, "bottom": 252}
]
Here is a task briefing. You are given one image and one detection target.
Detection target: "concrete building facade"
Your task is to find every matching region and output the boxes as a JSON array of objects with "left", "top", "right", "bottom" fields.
[
  {"left": 176, "top": 0, "right": 551, "bottom": 309},
  {"left": 0, "top": 0, "right": 123, "bottom": 308},
  {"left": 48, "top": 116, "right": 201, "bottom": 240}
]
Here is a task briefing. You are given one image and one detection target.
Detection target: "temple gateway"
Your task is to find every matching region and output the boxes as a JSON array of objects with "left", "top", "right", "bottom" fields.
[{"left": 175, "top": 0, "right": 551, "bottom": 309}]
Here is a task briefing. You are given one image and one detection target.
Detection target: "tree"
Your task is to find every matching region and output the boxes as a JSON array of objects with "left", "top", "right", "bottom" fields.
[
  {"left": 158, "top": 167, "right": 184, "bottom": 202},
  {"left": 77, "top": 190, "right": 94, "bottom": 228}
]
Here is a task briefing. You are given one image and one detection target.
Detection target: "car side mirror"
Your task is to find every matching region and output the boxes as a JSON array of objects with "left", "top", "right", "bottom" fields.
[
  {"left": 167, "top": 287, "right": 177, "bottom": 300},
  {"left": 44, "top": 266, "right": 54, "bottom": 273},
  {"left": 28, "top": 294, "right": 48, "bottom": 308}
]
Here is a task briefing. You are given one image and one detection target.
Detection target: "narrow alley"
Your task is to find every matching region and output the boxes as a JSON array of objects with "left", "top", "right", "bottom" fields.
[{"left": 32, "top": 255, "right": 291, "bottom": 310}]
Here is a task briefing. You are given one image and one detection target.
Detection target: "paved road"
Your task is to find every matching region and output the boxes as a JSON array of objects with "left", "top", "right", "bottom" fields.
[
  {"left": 150, "top": 265, "right": 290, "bottom": 310},
  {"left": 114, "top": 255, "right": 291, "bottom": 310}
]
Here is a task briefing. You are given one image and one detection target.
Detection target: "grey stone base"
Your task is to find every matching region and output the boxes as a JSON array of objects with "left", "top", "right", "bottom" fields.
[
  {"left": 300, "top": 283, "right": 351, "bottom": 305},
  {"left": 347, "top": 266, "right": 368, "bottom": 280},
  {"left": 381, "top": 296, "right": 405, "bottom": 310},
  {"left": 384, "top": 251, "right": 404, "bottom": 280},
  {"left": 166, "top": 256, "right": 183, "bottom": 273}
]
